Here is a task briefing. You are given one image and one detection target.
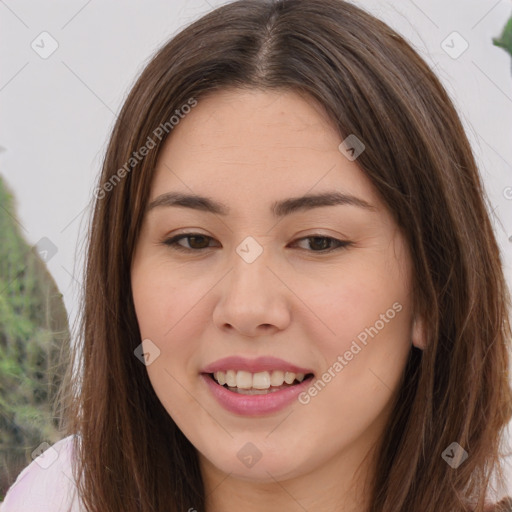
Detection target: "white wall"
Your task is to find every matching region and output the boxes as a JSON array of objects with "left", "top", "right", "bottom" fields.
[{"left": 1, "top": 0, "right": 511, "bottom": 498}]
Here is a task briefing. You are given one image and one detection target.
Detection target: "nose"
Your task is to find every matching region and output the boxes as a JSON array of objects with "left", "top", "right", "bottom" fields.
[{"left": 212, "top": 246, "right": 292, "bottom": 337}]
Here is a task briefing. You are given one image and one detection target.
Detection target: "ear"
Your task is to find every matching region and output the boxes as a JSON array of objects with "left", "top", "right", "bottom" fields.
[{"left": 411, "top": 314, "right": 427, "bottom": 350}]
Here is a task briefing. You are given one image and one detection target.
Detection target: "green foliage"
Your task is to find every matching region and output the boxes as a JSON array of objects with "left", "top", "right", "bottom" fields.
[
  {"left": 0, "top": 174, "right": 70, "bottom": 499},
  {"left": 493, "top": 16, "right": 512, "bottom": 57}
]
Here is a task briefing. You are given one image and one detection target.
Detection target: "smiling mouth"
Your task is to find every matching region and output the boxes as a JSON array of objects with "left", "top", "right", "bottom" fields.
[{"left": 208, "top": 370, "right": 315, "bottom": 395}]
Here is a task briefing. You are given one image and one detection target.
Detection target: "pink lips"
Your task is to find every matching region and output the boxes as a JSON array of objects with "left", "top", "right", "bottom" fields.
[
  {"left": 201, "top": 356, "right": 313, "bottom": 375},
  {"left": 200, "top": 356, "right": 315, "bottom": 416}
]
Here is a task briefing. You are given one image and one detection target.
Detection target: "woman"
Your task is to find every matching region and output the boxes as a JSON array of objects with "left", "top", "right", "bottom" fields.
[{"left": 2, "top": 0, "right": 511, "bottom": 510}]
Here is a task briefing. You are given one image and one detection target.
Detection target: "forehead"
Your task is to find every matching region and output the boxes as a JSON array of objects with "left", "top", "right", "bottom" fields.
[
  {"left": 163, "top": 88, "right": 339, "bottom": 155},
  {"left": 150, "top": 88, "right": 383, "bottom": 213}
]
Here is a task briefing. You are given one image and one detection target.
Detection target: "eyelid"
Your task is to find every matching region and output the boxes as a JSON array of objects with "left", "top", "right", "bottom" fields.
[{"left": 161, "top": 232, "right": 353, "bottom": 253}]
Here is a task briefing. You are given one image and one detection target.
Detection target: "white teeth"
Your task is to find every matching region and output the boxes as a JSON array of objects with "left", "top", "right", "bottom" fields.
[
  {"left": 212, "top": 370, "right": 308, "bottom": 389},
  {"left": 270, "top": 370, "right": 284, "bottom": 386},
  {"left": 225, "top": 369, "right": 237, "bottom": 387},
  {"left": 216, "top": 371, "right": 226, "bottom": 386},
  {"left": 236, "top": 370, "right": 252, "bottom": 389},
  {"left": 284, "top": 372, "right": 295, "bottom": 385},
  {"left": 252, "top": 371, "right": 271, "bottom": 389}
]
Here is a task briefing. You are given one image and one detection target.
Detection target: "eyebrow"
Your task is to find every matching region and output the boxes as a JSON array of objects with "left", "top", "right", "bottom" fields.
[{"left": 146, "top": 191, "right": 377, "bottom": 217}]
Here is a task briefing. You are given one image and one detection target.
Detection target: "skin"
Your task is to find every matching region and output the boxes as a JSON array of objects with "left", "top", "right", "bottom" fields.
[{"left": 131, "top": 88, "right": 425, "bottom": 512}]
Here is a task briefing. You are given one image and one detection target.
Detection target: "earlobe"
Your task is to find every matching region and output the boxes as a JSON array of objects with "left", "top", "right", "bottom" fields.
[{"left": 411, "top": 316, "right": 427, "bottom": 350}]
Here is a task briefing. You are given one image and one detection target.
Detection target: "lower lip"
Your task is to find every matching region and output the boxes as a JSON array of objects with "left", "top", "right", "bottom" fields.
[{"left": 201, "top": 373, "right": 314, "bottom": 416}]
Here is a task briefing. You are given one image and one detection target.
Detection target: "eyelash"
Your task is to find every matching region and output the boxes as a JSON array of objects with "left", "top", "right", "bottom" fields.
[{"left": 161, "top": 233, "right": 352, "bottom": 254}]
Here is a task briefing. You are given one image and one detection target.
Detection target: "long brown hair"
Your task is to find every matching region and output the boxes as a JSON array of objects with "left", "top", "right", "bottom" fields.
[{"left": 56, "top": 0, "right": 512, "bottom": 510}]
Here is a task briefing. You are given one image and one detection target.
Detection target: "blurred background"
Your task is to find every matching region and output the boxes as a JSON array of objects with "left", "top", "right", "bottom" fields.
[{"left": 0, "top": 0, "right": 511, "bottom": 502}]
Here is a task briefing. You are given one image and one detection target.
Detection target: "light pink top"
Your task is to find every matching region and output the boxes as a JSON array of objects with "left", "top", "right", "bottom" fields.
[{"left": 1, "top": 435, "right": 82, "bottom": 512}]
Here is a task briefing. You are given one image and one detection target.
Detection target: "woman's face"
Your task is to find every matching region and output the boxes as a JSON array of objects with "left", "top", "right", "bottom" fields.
[{"left": 131, "top": 88, "right": 424, "bottom": 486}]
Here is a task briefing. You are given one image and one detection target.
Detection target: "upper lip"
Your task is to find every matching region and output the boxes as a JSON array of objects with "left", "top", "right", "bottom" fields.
[{"left": 201, "top": 356, "right": 314, "bottom": 375}]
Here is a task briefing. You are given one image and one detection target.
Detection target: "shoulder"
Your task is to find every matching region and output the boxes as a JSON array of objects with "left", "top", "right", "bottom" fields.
[{"left": 1, "top": 435, "right": 83, "bottom": 512}]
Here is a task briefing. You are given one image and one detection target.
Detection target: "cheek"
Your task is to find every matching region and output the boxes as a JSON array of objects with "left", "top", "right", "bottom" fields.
[
  {"left": 297, "top": 271, "right": 411, "bottom": 448},
  {"left": 308, "top": 262, "right": 410, "bottom": 344},
  {"left": 131, "top": 259, "right": 202, "bottom": 339},
  {"left": 302, "top": 252, "right": 413, "bottom": 410},
  {"left": 131, "top": 262, "right": 206, "bottom": 426}
]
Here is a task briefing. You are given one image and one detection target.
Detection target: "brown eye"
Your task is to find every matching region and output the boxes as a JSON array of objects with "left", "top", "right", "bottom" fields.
[
  {"left": 307, "top": 237, "right": 331, "bottom": 251},
  {"left": 162, "top": 233, "right": 351, "bottom": 254},
  {"left": 292, "top": 236, "right": 352, "bottom": 252},
  {"left": 163, "top": 234, "right": 217, "bottom": 251}
]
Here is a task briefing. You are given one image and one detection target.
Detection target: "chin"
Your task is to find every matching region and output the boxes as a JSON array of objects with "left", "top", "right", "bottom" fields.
[{"left": 201, "top": 444, "right": 311, "bottom": 483}]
